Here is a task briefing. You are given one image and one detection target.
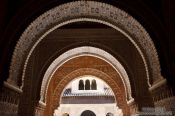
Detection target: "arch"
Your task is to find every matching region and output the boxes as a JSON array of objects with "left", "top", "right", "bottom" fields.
[
  {"left": 91, "top": 79, "right": 97, "bottom": 90},
  {"left": 81, "top": 110, "right": 96, "bottom": 116},
  {"left": 79, "top": 79, "right": 84, "bottom": 90},
  {"left": 47, "top": 67, "right": 129, "bottom": 116},
  {"left": 6, "top": 1, "right": 163, "bottom": 116},
  {"left": 85, "top": 80, "right": 90, "bottom": 90},
  {"left": 40, "top": 47, "right": 133, "bottom": 104},
  {"left": 45, "top": 56, "right": 128, "bottom": 106},
  {"left": 8, "top": 1, "right": 162, "bottom": 91},
  {"left": 60, "top": 75, "right": 115, "bottom": 100}
]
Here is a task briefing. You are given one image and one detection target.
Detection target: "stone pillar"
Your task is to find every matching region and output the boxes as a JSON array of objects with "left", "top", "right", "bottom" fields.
[
  {"left": 150, "top": 79, "right": 175, "bottom": 115},
  {"left": 128, "top": 99, "right": 138, "bottom": 116},
  {"left": 35, "top": 101, "right": 46, "bottom": 116},
  {"left": 0, "top": 82, "right": 21, "bottom": 116}
]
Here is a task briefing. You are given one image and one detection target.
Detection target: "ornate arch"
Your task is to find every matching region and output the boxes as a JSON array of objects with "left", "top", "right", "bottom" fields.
[
  {"left": 81, "top": 110, "right": 96, "bottom": 116},
  {"left": 8, "top": 1, "right": 162, "bottom": 91},
  {"left": 46, "top": 68, "right": 129, "bottom": 116},
  {"left": 40, "top": 46, "right": 133, "bottom": 104}
]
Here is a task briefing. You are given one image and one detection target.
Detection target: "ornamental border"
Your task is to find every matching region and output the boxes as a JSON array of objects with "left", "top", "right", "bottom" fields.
[
  {"left": 8, "top": 1, "right": 161, "bottom": 89},
  {"left": 40, "top": 47, "right": 133, "bottom": 104}
]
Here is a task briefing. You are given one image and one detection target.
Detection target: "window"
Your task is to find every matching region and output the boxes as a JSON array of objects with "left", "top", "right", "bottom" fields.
[
  {"left": 91, "top": 79, "right": 97, "bottom": 90},
  {"left": 85, "top": 79, "right": 90, "bottom": 90},
  {"left": 81, "top": 110, "right": 96, "bottom": 116},
  {"left": 79, "top": 80, "right": 84, "bottom": 90},
  {"left": 79, "top": 79, "right": 97, "bottom": 90}
]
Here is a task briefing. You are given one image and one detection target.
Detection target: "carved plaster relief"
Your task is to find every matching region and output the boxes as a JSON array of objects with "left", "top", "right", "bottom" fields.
[{"left": 8, "top": 1, "right": 162, "bottom": 90}]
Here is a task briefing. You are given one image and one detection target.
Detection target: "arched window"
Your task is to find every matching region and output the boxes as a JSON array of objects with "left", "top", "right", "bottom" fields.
[
  {"left": 85, "top": 79, "right": 90, "bottom": 90},
  {"left": 106, "top": 112, "right": 114, "bottom": 116},
  {"left": 79, "top": 80, "right": 84, "bottom": 90},
  {"left": 81, "top": 110, "right": 96, "bottom": 116},
  {"left": 62, "top": 113, "right": 69, "bottom": 116},
  {"left": 91, "top": 79, "right": 97, "bottom": 90}
]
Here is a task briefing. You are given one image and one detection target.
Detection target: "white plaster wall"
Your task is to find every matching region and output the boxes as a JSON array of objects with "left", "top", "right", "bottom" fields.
[
  {"left": 71, "top": 76, "right": 106, "bottom": 94},
  {"left": 54, "top": 104, "right": 123, "bottom": 116}
]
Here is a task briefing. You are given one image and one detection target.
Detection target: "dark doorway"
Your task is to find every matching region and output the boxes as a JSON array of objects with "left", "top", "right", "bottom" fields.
[{"left": 81, "top": 110, "right": 96, "bottom": 116}]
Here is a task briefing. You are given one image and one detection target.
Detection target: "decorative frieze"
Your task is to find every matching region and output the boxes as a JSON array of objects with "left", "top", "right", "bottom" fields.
[
  {"left": 48, "top": 68, "right": 129, "bottom": 116},
  {"left": 40, "top": 47, "right": 132, "bottom": 104},
  {"left": 8, "top": 1, "right": 161, "bottom": 90}
]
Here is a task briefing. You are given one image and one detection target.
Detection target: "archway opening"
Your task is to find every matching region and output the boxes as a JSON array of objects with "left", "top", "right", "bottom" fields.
[
  {"left": 79, "top": 79, "right": 84, "bottom": 90},
  {"left": 53, "top": 76, "right": 123, "bottom": 116},
  {"left": 85, "top": 79, "right": 90, "bottom": 90},
  {"left": 91, "top": 79, "right": 97, "bottom": 90},
  {"left": 0, "top": 0, "right": 169, "bottom": 116},
  {"left": 81, "top": 110, "right": 96, "bottom": 116},
  {"left": 44, "top": 56, "right": 129, "bottom": 116},
  {"left": 10, "top": 2, "right": 162, "bottom": 116}
]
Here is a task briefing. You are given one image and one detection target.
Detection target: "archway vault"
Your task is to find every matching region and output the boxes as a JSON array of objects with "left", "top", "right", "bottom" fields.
[
  {"left": 44, "top": 56, "right": 130, "bottom": 116},
  {"left": 4, "top": 1, "right": 166, "bottom": 116},
  {"left": 7, "top": 0, "right": 163, "bottom": 91},
  {"left": 40, "top": 46, "right": 133, "bottom": 105},
  {"left": 53, "top": 68, "right": 124, "bottom": 107},
  {"left": 81, "top": 110, "right": 96, "bottom": 116}
]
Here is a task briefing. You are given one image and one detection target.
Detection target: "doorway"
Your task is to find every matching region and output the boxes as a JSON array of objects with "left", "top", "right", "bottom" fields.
[{"left": 81, "top": 110, "right": 96, "bottom": 116}]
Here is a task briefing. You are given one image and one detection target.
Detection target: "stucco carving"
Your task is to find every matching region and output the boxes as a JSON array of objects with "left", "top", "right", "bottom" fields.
[
  {"left": 48, "top": 68, "right": 129, "bottom": 116},
  {"left": 53, "top": 68, "right": 121, "bottom": 104},
  {"left": 8, "top": 1, "right": 161, "bottom": 90},
  {"left": 40, "top": 47, "right": 133, "bottom": 104}
]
